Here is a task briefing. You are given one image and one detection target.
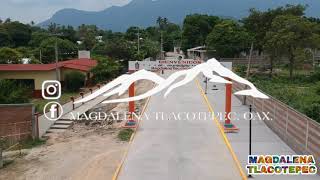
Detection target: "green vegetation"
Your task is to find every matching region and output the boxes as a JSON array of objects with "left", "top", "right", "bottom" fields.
[
  {"left": 0, "top": 47, "right": 22, "bottom": 64},
  {"left": 39, "top": 37, "right": 77, "bottom": 63},
  {"left": 246, "top": 70, "right": 320, "bottom": 123},
  {"left": 181, "top": 14, "right": 220, "bottom": 52},
  {"left": 64, "top": 71, "right": 86, "bottom": 92},
  {"left": 18, "top": 138, "right": 46, "bottom": 149},
  {"left": 118, "top": 129, "right": 134, "bottom": 141},
  {"left": 32, "top": 91, "right": 79, "bottom": 112},
  {"left": 0, "top": 80, "right": 30, "bottom": 104},
  {"left": 90, "top": 56, "right": 122, "bottom": 83},
  {"left": 206, "top": 20, "right": 252, "bottom": 58},
  {"left": 0, "top": 4, "right": 320, "bottom": 123}
]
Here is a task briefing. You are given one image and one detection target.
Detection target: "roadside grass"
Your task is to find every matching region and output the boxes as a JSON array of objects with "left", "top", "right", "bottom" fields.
[
  {"left": 7, "top": 138, "right": 47, "bottom": 151},
  {"left": 246, "top": 70, "right": 320, "bottom": 123},
  {"left": 32, "top": 91, "right": 79, "bottom": 113},
  {"left": 118, "top": 129, "right": 134, "bottom": 141},
  {"left": 19, "top": 138, "right": 46, "bottom": 149},
  {"left": 1, "top": 159, "right": 14, "bottom": 168}
]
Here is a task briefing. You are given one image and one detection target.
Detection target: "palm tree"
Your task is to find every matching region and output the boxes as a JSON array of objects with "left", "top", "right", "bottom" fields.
[
  {"left": 163, "top": 17, "right": 168, "bottom": 26},
  {"left": 157, "top": 16, "right": 162, "bottom": 28}
]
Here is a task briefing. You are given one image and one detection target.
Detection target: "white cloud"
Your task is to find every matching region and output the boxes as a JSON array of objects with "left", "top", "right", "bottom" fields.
[{"left": 0, "top": 0, "right": 131, "bottom": 23}]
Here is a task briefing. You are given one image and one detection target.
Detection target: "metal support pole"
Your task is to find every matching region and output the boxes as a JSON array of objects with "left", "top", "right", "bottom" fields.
[
  {"left": 71, "top": 97, "right": 75, "bottom": 110},
  {"left": 80, "top": 92, "right": 84, "bottom": 105},
  {"left": 205, "top": 77, "right": 208, "bottom": 94},
  {"left": 248, "top": 104, "right": 253, "bottom": 178}
]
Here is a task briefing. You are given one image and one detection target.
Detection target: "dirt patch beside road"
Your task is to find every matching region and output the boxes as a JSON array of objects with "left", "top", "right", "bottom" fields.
[
  {"left": 0, "top": 124, "right": 127, "bottom": 180},
  {"left": 0, "top": 79, "right": 154, "bottom": 180}
]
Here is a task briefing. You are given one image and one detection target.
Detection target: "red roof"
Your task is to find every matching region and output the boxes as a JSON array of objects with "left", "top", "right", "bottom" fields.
[{"left": 0, "top": 58, "right": 97, "bottom": 72}]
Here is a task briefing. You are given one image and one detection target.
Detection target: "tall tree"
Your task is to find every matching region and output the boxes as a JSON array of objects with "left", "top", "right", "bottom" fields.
[
  {"left": 206, "top": 20, "right": 252, "bottom": 58},
  {"left": 0, "top": 27, "right": 11, "bottom": 47},
  {"left": 0, "top": 47, "right": 22, "bottom": 64},
  {"left": 181, "top": 14, "right": 220, "bottom": 52},
  {"left": 265, "top": 15, "right": 319, "bottom": 79},
  {"left": 243, "top": 4, "right": 306, "bottom": 52},
  {"left": 4, "top": 21, "right": 32, "bottom": 47},
  {"left": 40, "top": 37, "right": 77, "bottom": 63}
]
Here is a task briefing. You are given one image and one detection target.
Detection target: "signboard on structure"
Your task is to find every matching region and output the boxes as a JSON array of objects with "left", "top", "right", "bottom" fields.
[
  {"left": 129, "top": 59, "right": 203, "bottom": 71},
  {"left": 128, "top": 61, "right": 157, "bottom": 71}
]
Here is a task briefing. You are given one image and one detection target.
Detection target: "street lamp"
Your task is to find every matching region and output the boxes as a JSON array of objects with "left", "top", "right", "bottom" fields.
[
  {"left": 137, "top": 28, "right": 143, "bottom": 56},
  {"left": 248, "top": 104, "right": 253, "bottom": 178}
]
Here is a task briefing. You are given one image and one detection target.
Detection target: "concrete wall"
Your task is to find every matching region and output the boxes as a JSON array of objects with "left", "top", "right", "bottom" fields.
[
  {"left": 220, "top": 58, "right": 268, "bottom": 66},
  {"left": 233, "top": 82, "right": 320, "bottom": 173},
  {"left": 0, "top": 104, "right": 35, "bottom": 145}
]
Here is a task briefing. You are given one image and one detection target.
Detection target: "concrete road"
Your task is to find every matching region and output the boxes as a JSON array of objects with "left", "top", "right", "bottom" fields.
[{"left": 118, "top": 72, "right": 244, "bottom": 180}]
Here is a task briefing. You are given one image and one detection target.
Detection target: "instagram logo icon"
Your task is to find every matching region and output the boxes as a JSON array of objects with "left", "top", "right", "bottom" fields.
[
  {"left": 42, "top": 80, "right": 63, "bottom": 121},
  {"left": 42, "top": 80, "right": 61, "bottom": 100}
]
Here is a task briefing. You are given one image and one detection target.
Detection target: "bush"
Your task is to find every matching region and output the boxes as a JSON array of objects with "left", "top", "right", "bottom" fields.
[
  {"left": 64, "top": 71, "right": 86, "bottom": 92},
  {"left": 117, "top": 129, "right": 134, "bottom": 141},
  {"left": 90, "top": 56, "right": 122, "bottom": 83},
  {"left": 310, "top": 71, "right": 320, "bottom": 82},
  {"left": 316, "top": 82, "right": 320, "bottom": 95},
  {"left": 0, "top": 47, "right": 22, "bottom": 64},
  {"left": 0, "top": 80, "right": 29, "bottom": 104},
  {"left": 304, "top": 103, "right": 320, "bottom": 122},
  {"left": 235, "top": 65, "right": 247, "bottom": 77}
]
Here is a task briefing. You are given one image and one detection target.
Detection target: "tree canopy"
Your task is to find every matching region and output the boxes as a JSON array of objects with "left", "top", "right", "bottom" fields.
[
  {"left": 265, "top": 14, "right": 320, "bottom": 78},
  {"left": 181, "top": 14, "right": 220, "bottom": 52},
  {"left": 206, "top": 20, "right": 252, "bottom": 58}
]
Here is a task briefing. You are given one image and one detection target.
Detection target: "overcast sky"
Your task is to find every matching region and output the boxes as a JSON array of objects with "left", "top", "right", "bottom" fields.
[{"left": 0, "top": 0, "right": 131, "bottom": 24}]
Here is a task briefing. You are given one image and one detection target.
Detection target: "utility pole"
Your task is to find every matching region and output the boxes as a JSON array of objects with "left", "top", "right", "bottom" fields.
[
  {"left": 243, "top": 42, "right": 254, "bottom": 105},
  {"left": 137, "top": 28, "right": 140, "bottom": 55},
  {"left": 161, "top": 31, "right": 164, "bottom": 59},
  {"left": 246, "top": 42, "right": 254, "bottom": 78},
  {"left": 39, "top": 49, "right": 42, "bottom": 63},
  {"left": 312, "top": 48, "right": 316, "bottom": 72},
  {"left": 55, "top": 39, "right": 60, "bottom": 81}
]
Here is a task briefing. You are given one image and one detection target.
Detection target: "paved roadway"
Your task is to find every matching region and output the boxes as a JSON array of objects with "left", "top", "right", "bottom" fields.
[{"left": 118, "top": 71, "right": 244, "bottom": 180}]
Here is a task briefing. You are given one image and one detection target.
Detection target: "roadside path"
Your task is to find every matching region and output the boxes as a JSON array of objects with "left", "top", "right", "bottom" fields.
[{"left": 202, "top": 80, "right": 320, "bottom": 180}]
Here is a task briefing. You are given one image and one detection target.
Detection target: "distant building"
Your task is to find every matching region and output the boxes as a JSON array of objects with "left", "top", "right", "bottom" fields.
[
  {"left": 78, "top": 50, "right": 91, "bottom": 59},
  {"left": 187, "top": 46, "right": 208, "bottom": 60},
  {"left": 0, "top": 59, "right": 97, "bottom": 98},
  {"left": 95, "top": 36, "right": 103, "bottom": 43}
]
